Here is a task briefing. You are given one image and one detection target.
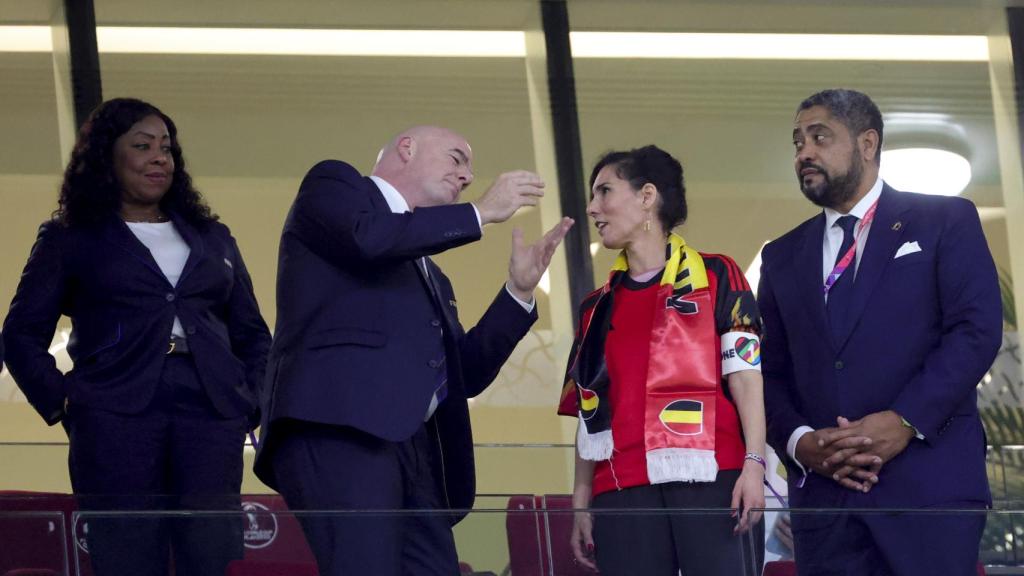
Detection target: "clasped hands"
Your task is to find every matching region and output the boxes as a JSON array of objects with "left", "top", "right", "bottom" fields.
[{"left": 795, "top": 410, "right": 915, "bottom": 493}]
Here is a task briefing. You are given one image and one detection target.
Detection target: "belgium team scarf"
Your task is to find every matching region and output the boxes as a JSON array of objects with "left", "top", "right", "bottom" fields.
[{"left": 559, "top": 234, "right": 719, "bottom": 484}]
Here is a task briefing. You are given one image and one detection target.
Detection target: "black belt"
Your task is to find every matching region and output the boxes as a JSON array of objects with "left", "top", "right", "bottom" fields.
[{"left": 167, "top": 336, "right": 191, "bottom": 355}]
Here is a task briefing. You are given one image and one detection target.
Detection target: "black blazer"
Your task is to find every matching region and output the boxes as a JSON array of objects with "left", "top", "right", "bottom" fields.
[
  {"left": 254, "top": 160, "right": 536, "bottom": 514},
  {"left": 3, "top": 213, "right": 271, "bottom": 426}
]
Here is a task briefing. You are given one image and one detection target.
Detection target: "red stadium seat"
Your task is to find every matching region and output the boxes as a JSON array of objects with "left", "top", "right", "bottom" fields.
[
  {"left": 505, "top": 495, "right": 597, "bottom": 576},
  {"left": 541, "top": 495, "right": 594, "bottom": 575},
  {"left": 505, "top": 495, "right": 546, "bottom": 575},
  {"left": 237, "top": 495, "right": 317, "bottom": 564},
  {"left": 225, "top": 494, "right": 319, "bottom": 575},
  {"left": 0, "top": 491, "right": 75, "bottom": 576},
  {"left": 225, "top": 559, "right": 318, "bottom": 576},
  {"left": 762, "top": 560, "right": 796, "bottom": 576}
]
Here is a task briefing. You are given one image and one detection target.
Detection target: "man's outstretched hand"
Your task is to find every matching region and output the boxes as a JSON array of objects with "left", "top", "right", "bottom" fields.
[{"left": 506, "top": 217, "right": 575, "bottom": 302}]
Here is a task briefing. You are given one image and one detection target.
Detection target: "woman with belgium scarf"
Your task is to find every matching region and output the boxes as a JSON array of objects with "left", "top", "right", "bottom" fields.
[{"left": 558, "top": 145, "right": 766, "bottom": 575}]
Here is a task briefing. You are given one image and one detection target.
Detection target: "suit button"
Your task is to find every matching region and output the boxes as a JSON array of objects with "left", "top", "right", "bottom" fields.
[
  {"left": 431, "top": 320, "right": 441, "bottom": 327},
  {"left": 428, "top": 360, "right": 441, "bottom": 368},
  {"left": 834, "top": 360, "right": 844, "bottom": 370},
  {"left": 186, "top": 326, "right": 196, "bottom": 335},
  {"left": 165, "top": 293, "right": 176, "bottom": 302}
]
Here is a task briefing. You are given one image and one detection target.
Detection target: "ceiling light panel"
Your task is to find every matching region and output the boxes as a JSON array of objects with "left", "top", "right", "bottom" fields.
[{"left": 0, "top": 26, "right": 989, "bottom": 62}]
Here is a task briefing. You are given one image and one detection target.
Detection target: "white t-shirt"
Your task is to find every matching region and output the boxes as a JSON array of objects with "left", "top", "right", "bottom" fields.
[{"left": 126, "top": 221, "right": 190, "bottom": 338}]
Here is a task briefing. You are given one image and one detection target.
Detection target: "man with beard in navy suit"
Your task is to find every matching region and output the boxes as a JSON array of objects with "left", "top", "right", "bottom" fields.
[{"left": 760, "top": 89, "right": 1000, "bottom": 576}]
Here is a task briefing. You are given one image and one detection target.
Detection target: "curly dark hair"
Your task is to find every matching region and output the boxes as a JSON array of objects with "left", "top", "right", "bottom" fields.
[
  {"left": 589, "top": 145, "right": 687, "bottom": 233},
  {"left": 55, "top": 97, "right": 217, "bottom": 227}
]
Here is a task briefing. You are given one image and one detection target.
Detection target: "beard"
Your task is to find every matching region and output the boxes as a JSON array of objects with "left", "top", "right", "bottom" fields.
[{"left": 798, "top": 151, "right": 863, "bottom": 210}]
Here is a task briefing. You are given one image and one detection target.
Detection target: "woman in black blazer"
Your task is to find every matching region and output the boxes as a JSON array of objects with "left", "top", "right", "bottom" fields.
[{"left": 3, "top": 98, "right": 271, "bottom": 576}]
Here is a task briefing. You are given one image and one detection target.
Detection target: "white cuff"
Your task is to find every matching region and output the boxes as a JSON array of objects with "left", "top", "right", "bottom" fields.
[
  {"left": 721, "top": 331, "right": 761, "bottom": 375},
  {"left": 424, "top": 392, "right": 439, "bottom": 421},
  {"left": 471, "top": 204, "right": 483, "bottom": 232},
  {"left": 787, "top": 426, "right": 814, "bottom": 477},
  {"left": 505, "top": 284, "right": 535, "bottom": 313}
]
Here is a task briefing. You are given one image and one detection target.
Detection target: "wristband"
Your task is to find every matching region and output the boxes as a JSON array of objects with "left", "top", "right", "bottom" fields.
[{"left": 744, "top": 452, "right": 767, "bottom": 468}]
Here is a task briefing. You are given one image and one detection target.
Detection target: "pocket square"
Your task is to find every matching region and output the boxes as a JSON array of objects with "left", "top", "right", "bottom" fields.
[{"left": 894, "top": 241, "right": 922, "bottom": 259}]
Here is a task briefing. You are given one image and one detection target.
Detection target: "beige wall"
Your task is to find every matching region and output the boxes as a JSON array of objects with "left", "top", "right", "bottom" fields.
[
  {"left": 0, "top": 0, "right": 1020, "bottom": 505},
  {"left": 2, "top": 2, "right": 1022, "bottom": 571}
]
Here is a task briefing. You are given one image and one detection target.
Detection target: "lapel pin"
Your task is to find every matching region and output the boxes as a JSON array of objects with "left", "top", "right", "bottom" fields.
[
  {"left": 891, "top": 221, "right": 902, "bottom": 231},
  {"left": 449, "top": 299, "right": 457, "bottom": 308}
]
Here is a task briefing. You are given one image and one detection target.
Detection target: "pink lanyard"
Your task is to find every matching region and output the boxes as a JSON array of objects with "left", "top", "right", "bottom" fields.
[{"left": 822, "top": 200, "right": 878, "bottom": 296}]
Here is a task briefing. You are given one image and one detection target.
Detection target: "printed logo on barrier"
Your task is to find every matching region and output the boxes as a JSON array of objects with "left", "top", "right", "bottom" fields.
[
  {"left": 74, "top": 516, "right": 90, "bottom": 555},
  {"left": 242, "top": 501, "right": 279, "bottom": 549},
  {"left": 579, "top": 386, "right": 599, "bottom": 420},
  {"left": 734, "top": 336, "right": 761, "bottom": 366},
  {"left": 659, "top": 399, "right": 703, "bottom": 436}
]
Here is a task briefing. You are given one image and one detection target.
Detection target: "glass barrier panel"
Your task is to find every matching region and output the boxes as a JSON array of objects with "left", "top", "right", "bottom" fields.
[
  {"left": 69, "top": 506, "right": 761, "bottom": 576},
  {"left": 771, "top": 508, "right": 1023, "bottom": 576},
  {"left": 7, "top": 442, "right": 1024, "bottom": 501},
  {"left": 0, "top": 503, "right": 1019, "bottom": 575},
  {"left": 67, "top": 505, "right": 760, "bottom": 576}
]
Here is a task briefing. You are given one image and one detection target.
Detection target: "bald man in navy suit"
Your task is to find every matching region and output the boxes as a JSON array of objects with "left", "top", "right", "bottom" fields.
[{"left": 255, "top": 126, "right": 573, "bottom": 576}]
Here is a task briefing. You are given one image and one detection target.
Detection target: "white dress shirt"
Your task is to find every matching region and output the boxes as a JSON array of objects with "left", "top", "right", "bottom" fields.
[
  {"left": 786, "top": 177, "right": 883, "bottom": 473},
  {"left": 369, "top": 176, "right": 534, "bottom": 420},
  {"left": 369, "top": 175, "right": 534, "bottom": 312},
  {"left": 821, "top": 177, "right": 883, "bottom": 289},
  {"left": 126, "top": 221, "right": 190, "bottom": 338}
]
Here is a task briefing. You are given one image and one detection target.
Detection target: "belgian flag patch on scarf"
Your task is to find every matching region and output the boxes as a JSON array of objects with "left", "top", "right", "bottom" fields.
[{"left": 659, "top": 399, "right": 704, "bottom": 436}]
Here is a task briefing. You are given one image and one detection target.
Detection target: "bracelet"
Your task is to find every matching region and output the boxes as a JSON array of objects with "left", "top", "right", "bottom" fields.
[{"left": 744, "top": 453, "right": 767, "bottom": 468}]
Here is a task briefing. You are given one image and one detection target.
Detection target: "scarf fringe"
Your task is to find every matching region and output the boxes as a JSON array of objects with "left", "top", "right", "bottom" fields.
[
  {"left": 577, "top": 418, "right": 614, "bottom": 461},
  {"left": 646, "top": 448, "right": 718, "bottom": 484}
]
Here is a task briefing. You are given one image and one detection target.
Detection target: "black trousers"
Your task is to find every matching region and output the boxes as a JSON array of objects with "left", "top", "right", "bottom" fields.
[
  {"left": 792, "top": 506, "right": 986, "bottom": 576},
  {"left": 67, "top": 355, "right": 248, "bottom": 576},
  {"left": 590, "top": 470, "right": 765, "bottom": 576},
  {"left": 270, "top": 419, "right": 460, "bottom": 576}
]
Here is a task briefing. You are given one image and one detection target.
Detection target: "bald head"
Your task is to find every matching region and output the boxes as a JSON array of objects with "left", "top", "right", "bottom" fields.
[{"left": 371, "top": 126, "right": 475, "bottom": 209}]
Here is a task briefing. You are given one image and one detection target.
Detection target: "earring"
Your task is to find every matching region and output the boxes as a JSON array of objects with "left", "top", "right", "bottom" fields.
[{"left": 643, "top": 218, "right": 651, "bottom": 232}]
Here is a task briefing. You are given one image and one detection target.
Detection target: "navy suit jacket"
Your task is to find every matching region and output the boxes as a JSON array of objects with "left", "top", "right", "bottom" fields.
[
  {"left": 760, "top": 185, "right": 1001, "bottom": 521},
  {"left": 253, "top": 160, "right": 537, "bottom": 514},
  {"left": 3, "top": 213, "right": 271, "bottom": 426}
]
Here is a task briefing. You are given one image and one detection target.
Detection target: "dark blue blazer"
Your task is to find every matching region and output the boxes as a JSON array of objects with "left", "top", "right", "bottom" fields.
[
  {"left": 760, "top": 185, "right": 1001, "bottom": 520},
  {"left": 3, "top": 213, "right": 271, "bottom": 426},
  {"left": 253, "top": 160, "right": 537, "bottom": 513}
]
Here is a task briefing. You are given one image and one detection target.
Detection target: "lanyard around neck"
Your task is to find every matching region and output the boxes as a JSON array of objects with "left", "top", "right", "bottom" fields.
[{"left": 822, "top": 199, "right": 879, "bottom": 296}]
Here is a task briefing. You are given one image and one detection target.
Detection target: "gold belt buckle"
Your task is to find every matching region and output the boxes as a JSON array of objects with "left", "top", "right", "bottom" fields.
[{"left": 167, "top": 340, "right": 176, "bottom": 355}]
